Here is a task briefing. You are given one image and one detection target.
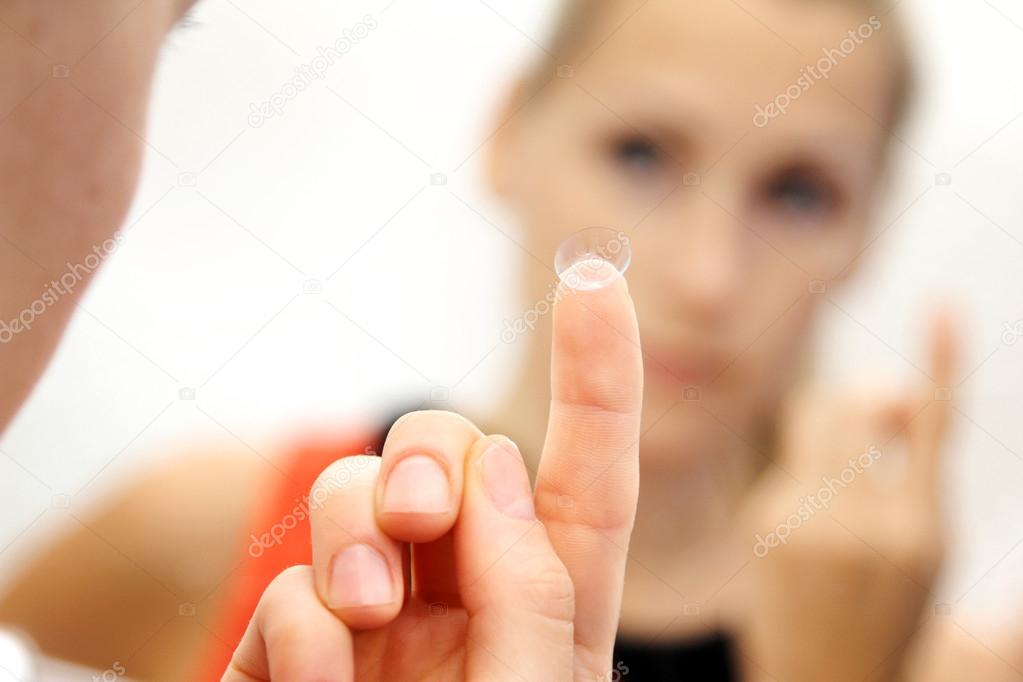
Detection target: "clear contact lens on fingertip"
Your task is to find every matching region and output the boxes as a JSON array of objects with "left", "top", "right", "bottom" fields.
[{"left": 554, "top": 226, "right": 632, "bottom": 291}]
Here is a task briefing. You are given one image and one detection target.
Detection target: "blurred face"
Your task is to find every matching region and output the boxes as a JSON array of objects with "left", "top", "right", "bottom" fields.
[
  {"left": 0, "top": 1, "right": 192, "bottom": 433},
  {"left": 492, "top": 0, "right": 899, "bottom": 466}
]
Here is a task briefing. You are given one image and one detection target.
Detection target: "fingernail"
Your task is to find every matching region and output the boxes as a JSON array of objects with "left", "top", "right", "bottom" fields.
[
  {"left": 328, "top": 543, "right": 394, "bottom": 608},
  {"left": 382, "top": 455, "right": 451, "bottom": 514},
  {"left": 480, "top": 440, "right": 535, "bottom": 520}
]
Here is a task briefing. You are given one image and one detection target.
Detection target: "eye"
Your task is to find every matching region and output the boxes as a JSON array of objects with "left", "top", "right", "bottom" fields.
[
  {"left": 763, "top": 166, "right": 838, "bottom": 219},
  {"left": 611, "top": 135, "right": 663, "bottom": 173}
]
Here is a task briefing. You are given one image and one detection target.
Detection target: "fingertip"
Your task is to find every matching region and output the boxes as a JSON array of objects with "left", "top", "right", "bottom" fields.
[
  {"left": 374, "top": 410, "right": 480, "bottom": 543},
  {"left": 928, "top": 305, "right": 960, "bottom": 389},
  {"left": 308, "top": 457, "right": 405, "bottom": 630},
  {"left": 471, "top": 435, "right": 537, "bottom": 521},
  {"left": 550, "top": 273, "right": 642, "bottom": 415},
  {"left": 376, "top": 452, "right": 457, "bottom": 543},
  {"left": 322, "top": 542, "right": 404, "bottom": 630}
]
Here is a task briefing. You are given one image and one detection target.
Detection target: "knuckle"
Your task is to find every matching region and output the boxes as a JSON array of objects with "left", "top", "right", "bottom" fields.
[
  {"left": 519, "top": 557, "right": 575, "bottom": 623},
  {"left": 310, "top": 455, "right": 378, "bottom": 503},
  {"left": 553, "top": 367, "right": 641, "bottom": 416},
  {"left": 390, "top": 409, "right": 479, "bottom": 435},
  {"left": 261, "top": 565, "right": 314, "bottom": 610}
]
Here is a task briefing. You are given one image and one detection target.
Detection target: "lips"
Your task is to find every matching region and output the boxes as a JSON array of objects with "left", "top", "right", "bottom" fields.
[{"left": 641, "top": 347, "right": 722, "bottom": 387}]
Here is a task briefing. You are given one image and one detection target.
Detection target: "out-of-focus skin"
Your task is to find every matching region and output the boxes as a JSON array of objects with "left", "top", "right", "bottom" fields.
[
  {"left": 0, "top": 0, "right": 194, "bottom": 433},
  {"left": 0, "top": 3, "right": 223, "bottom": 679},
  {"left": 735, "top": 314, "right": 956, "bottom": 681},
  {"left": 488, "top": 0, "right": 892, "bottom": 523}
]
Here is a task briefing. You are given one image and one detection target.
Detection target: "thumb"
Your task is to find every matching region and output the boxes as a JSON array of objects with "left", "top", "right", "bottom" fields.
[{"left": 455, "top": 435, "right": 576, "bottom": 681}]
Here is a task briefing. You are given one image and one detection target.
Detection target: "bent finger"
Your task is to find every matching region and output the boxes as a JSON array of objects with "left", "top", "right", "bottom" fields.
[
  {"left": 375, "top": 410, "right": 483, "bottom": 543},
  {"left": 309, "top": 455, "right": 404, "bottom": 629},
  {"left": 223, "top": 565, "right": 353, "bottom": 682}
]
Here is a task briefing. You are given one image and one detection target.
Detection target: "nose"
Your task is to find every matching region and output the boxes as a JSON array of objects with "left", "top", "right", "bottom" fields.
[{"left": 646, "top": 190, "right": 746, "bottom": 324}]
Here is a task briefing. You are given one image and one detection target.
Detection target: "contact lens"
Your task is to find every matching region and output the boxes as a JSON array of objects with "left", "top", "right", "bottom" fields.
[{"left": 554, "top": 226, "right": 632, "bottom": 291}]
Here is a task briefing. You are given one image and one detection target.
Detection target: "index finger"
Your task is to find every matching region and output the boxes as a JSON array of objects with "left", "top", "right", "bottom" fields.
[
  {"left": 533, "top": 251, "right": 643, "bottom": 673},
  {"left": 910, "top": 306, "right": 959, "bottom": 489}
]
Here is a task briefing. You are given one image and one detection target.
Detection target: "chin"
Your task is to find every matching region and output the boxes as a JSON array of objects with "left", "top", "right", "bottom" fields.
[
  {"left": 638, "top": 374, "right": 770, "bottom": 469},
  {"left": 638, "top": 396, "right": 730, "bottom": 470}
]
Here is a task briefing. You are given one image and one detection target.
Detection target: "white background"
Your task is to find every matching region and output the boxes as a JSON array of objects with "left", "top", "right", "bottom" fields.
[{"left": 1, "top": 0, "right": 1023, "bottom": 629}]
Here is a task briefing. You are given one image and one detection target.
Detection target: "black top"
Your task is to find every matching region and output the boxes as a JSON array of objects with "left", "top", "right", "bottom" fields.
[{"left": 613, "top": 632, "right": 737, "bottom": 681}]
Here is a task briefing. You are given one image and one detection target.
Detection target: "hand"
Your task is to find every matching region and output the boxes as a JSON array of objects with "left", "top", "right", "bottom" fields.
[
  {"left": 223, "top": 264, "right": 643, "bottom": 681},
  {"left": 736, "top": 311, "right": 958, "bottom": 682}
]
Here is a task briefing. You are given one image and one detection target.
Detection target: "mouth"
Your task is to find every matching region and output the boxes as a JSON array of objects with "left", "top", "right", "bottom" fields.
[{"left": 641, "top": 347, "right": 723, "bottom": 388}]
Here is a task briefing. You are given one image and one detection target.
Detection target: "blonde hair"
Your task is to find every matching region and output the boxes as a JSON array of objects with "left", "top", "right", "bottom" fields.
[{"left": 532, "top": 0, "right": 914, "bottom": 132}]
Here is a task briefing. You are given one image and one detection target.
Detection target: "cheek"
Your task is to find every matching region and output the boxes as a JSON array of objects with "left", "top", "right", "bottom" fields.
[
  {"left": 742, "top": 294, "right": 819, "bottom": 405},
  {"left": 752, "top": 210, "right": 874, "bottom": 280}
]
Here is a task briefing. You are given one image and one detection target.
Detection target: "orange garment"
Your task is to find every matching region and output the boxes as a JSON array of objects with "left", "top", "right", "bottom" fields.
[{"left": 193, "top": 428, "right": 384, "bottom": 680}]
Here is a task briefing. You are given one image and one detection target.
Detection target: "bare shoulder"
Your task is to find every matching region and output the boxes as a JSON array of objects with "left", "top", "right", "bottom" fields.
[{"left": 0, "top": 448, "right": 275, "bottom": 681}]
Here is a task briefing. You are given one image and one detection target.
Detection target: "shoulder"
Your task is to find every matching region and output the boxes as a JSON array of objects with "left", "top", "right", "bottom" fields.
[
  {"left": 0, "top": 447, "right": 273, "bottom": 679},
  {"left": 906, "top": 618, "right": 1023, "bottom": 682}
]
